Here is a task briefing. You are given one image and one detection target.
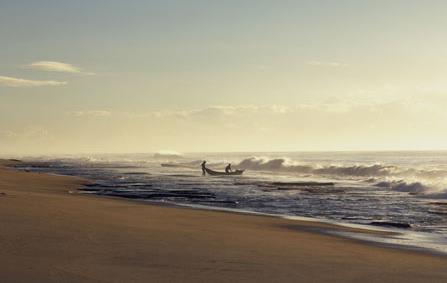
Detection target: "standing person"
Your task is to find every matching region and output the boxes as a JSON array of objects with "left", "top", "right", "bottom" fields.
[
  {"left": 225, "top": 163, "right": 232, "bottom": 173},
  {"left": 201, "top": 161, "right": 207, "bottom": 176}
]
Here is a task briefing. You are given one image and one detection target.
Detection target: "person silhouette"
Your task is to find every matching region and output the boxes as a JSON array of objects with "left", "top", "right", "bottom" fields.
[
  {"left": 201, "top": 161, "right": 207, "bottom": 176},
  {"left": 225, "top": 163, "right": 232, "bottom": 173}
]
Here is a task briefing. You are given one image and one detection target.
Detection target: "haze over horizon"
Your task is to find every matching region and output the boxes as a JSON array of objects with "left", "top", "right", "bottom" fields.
[{"left": 2, "top": 0, "right": 447, "bottom": 155}]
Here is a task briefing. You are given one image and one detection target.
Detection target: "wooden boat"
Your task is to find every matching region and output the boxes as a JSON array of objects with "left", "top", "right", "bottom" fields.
[{"left": 204, "top": 167, "right": 244, "bottom": 176}]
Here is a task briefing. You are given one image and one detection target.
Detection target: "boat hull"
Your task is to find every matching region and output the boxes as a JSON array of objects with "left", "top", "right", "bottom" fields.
[{"left": 204, "top": 168, "right": 244, "bottom": 176}]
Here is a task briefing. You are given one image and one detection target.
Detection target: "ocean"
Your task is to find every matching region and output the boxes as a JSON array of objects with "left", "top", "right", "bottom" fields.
[{"left": 13, "top": 151, "right": 447, "bottom": 254}]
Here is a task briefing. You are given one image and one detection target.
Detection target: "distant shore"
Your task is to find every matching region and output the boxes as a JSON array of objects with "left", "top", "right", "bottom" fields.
[{"left": 1, "top": 159, "right": 447, "bottom": 283}]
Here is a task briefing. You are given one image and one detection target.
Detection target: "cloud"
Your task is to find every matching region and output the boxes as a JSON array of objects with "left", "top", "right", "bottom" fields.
[
  {"left": 5, "top": 97, "right": 446, "bottom": 154},
  {"left": 25, "top": 61, "right": 95, "bottom": 75},
  {"left": 67, "top": 110, "right": 111, "bottom": 117},
  {"left": 307, "top": 61, "right": 347, "bottom": 67},
  {"left": 137, "top": 104, "right": 350, "bottom": 120},
  {"left": 118, "top": 98, "right": 445, "bottom": 137},
  {"left": 0, "top": 75, "right": 66, "bottom": 87}
]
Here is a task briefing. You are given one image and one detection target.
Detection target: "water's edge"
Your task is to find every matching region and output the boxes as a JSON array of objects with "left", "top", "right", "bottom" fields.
[{"left": 10, "top": 158, "right": 447, "bottom": 257}]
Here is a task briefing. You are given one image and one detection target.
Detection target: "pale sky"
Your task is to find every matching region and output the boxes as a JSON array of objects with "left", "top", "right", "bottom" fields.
[{"left": 1, "top": 0, "right": 447, "bottom": 154}]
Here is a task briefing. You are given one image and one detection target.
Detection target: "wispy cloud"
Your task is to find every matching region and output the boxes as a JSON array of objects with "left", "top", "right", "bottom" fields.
[
  {"left": 0, "top": 76, "right": 66, "bottom": 87},
  {"left": 25, "top": 61, "right": 95, "bottom": 75},
  {"left": 67, "top": 110, "right": 111, "bottom": 117},
  {"left": 307, "top": 61, "right": 347, "bottom": 67}
]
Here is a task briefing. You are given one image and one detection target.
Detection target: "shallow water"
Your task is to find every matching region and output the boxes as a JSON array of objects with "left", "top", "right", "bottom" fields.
[{"left": 13, "top": 151, "right": 447, "bottom": 253}]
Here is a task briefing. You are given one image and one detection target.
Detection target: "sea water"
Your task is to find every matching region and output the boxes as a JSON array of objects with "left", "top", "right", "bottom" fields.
[{"left": 13, "top": 151, "right": 447, "bottom": 254}]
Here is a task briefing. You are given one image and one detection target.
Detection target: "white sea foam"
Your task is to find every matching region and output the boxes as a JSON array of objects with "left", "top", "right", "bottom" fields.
[
  {"left": 232, "top": 156, "right": 447, "bottom": 196},
  {"left": 374, "top": 180, "right": 429, "bottom": 194}
]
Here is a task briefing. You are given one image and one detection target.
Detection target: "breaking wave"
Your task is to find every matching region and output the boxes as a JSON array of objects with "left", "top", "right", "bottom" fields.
[
  {"left": 236, "top": 156, "right": 447, "bottom": 178},
  {"left": 235, "top": 156, "right": 447, "bottom": 198},
  {"left": 374, "top": 180, "right": 429, "bottom": 194},
  {"left": 236, "top": 157, "right": 396, "bottom": 177},
  {"left": 375, "top": 180, "right": 447, "bottom": 199}
]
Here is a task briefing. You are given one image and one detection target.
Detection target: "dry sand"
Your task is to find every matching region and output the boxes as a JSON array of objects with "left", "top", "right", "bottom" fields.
[{"left": 1, "top": 159, "right": 447, "bottom": 283}]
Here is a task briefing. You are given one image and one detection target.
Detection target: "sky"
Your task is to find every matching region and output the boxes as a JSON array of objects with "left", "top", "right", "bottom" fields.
[{"left": 1, "top": 0, "right": 447, "bottom": 155}]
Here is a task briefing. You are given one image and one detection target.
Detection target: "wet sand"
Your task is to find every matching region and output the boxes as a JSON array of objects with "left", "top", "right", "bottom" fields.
[{"left": 1, "top": 160, "right": 447, "bottom": 283}]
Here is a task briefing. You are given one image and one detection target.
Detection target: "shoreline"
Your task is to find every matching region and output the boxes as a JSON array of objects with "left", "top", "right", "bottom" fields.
[
  {"left": 66, "top": 169, "right": 447, "bottom": 257},
  {"left": 7, "top": 158, "right": 447, "bottom": 256},
  {"left": 2, "top": 159, "right": 447, "bottom": 282},
  {"left": 5, "top": 158, "right": 447, "bottom": 254}
]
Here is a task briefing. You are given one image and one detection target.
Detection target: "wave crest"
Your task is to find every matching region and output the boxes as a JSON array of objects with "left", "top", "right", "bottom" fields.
[
  {"left": 374, "top": 180, "right": 428, "bottom": 194},
  {"left": 236, "top": 157, "right": 395, "bottom": 177}
]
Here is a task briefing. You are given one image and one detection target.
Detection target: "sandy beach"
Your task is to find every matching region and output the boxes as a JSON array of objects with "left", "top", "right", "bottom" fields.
[{"left": 1, "top": 159, "right": 447, "bottom": 283}]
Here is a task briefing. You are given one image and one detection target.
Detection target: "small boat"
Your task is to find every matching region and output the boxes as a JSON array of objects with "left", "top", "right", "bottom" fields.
[{"left": 205, "top": 167, "right": 244, "bottom": 176}]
